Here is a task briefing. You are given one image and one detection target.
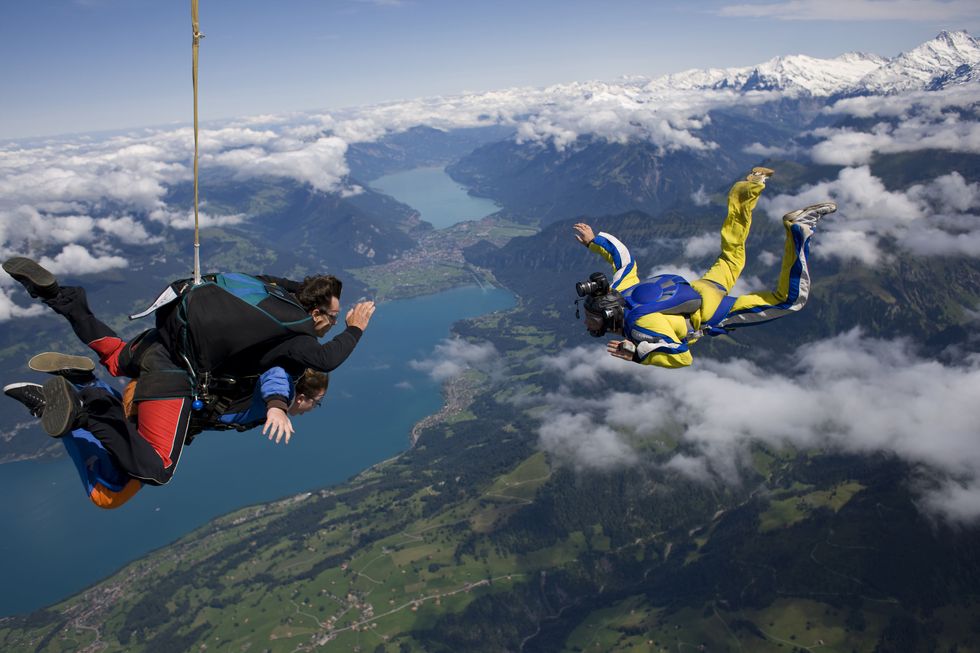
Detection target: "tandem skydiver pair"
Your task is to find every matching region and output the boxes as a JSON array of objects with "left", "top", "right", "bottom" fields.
[
  {"left": 2, "top": 258, "right": 377, "bottom": 504},
  {"left": 4, "top": 353, "right": 328, "bottom": 508}
]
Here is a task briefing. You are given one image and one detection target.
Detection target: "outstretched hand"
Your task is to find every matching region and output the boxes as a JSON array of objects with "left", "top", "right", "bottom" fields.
[
  {"left": 263, "top": 407, "right": 294, "bottom": 444},
  {"left": 346, "top": 301, "right": 376, "bottom": 331},
  {"left": 573, "top": 223, "right": 595, "bottom": 246},
  {"left": 606, "top": 340, "right": 635, "bottom": 361}
]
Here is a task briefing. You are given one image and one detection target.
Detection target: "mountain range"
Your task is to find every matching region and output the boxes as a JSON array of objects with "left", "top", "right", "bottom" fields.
[
  {"left": 448, "top": 30, "right": 980, "bottom": 224},
  {"left": 644, "top": 30, "right": 979, "bottom": 97}
]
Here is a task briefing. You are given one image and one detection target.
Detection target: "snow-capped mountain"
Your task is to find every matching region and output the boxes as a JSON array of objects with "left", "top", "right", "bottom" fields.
[
  {"left": 929, "top": 62, "right": 980, "bottom": 90},
  {"left": 741, "top": 52, "right": 888, "bottom": 94},
  {"left": 642, "top": 31, "right": 979, "bottom": 99},
  {"left": 851, "top": 30, "right": 980, "bottom": 95},
  {"left": 645, "top": 52, "right": 886, "bottom": 97}
]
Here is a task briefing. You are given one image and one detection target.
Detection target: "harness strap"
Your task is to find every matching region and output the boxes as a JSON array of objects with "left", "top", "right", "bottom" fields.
[{"left": 702, "top": 294, "right": 738, "bottom": 336}]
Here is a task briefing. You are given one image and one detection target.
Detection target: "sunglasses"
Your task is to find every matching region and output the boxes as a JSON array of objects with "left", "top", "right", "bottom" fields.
[{"left": 316, "top": 307, "right": 340, "bottom": 324}]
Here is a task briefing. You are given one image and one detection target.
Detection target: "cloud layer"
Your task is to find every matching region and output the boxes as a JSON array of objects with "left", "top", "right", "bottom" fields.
[
  {"left": 409, "top": 337, "right": 499, "bottom": 382},
  {"left": 0, "top": 125, "right": 354, "bottom": 313},
  {"left": 809, "top": 87, "right": 980, "bottom": 167},
  {"left": 763, "top": 167, "right": 980, "bottom": 264},
  {"left": 0, "top": 42, "right": 975, "bottom": 321},
  {"left": 535, "top": 330, "right": 980, "bottom": 523}
]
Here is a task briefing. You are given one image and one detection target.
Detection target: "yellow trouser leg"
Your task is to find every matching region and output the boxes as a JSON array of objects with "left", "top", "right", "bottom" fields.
[
  {"left": 721, "top": 224, "right": 812, "bottom": 328},
  {"left": 690, "top": 180, "right": 765, "bottom": 326}
]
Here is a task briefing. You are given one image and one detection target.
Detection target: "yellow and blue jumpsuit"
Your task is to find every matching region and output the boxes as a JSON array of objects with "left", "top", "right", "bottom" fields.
[{"left": 588, "top": 179, "right": 816, "bottom": 368}]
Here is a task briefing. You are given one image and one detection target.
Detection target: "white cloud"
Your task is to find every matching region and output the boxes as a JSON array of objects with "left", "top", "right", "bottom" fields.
[
  {"left": 511, "top": 86, "right": 743, "bottom": 152},
  {"left": 826, "top": 86, "right": 980, "bottom": 119},
  {"left": 0, "top": 207, "right": 94, "bottom": 259},
  {"left": 815, "top": 229, "right": 882, "bottom": 265},
  {"left": 648, "top": 264, "right": 701, "bottom": 282},
  {"left": 148, "top": 207, "right": 248, "bottom": 230},
  {"left": 684, "top": 232, "right": 718, "bottom": 258},
  {"left": 730, "top": 274, "right": 766, "bottom": 296},
  {"left": 535, "top": 330, "right": 980, "bottom": 523},
  {"left": 538, "top": 412, "right": 639, "bottom": 471},
  {"left": 812, "top": 88, "right": 980, "bottom": 166},
  {"left": 206, "top": 136, "right": 350, "bottom": 192},
  {"left": 763, "top": 167, "right": 980, "bottom": 263},
  {"left": 690, "top": 185, "right": 711, "bottom": 207},
  {"left": 810, "top": 118, "right": 980, "bottom": 166},
  {"left": 38, "top": 244, "right": 127, "bottom": 275},
  {"left": 409, "top": 337, "right": 499, "bottom": 382},
  {"left": 0, "top": 288, "right": 46, "bottom": 322},
  {"left": 94, "top": 215, "right": 163, "bottom": 245},
  {"left": 918, "top": 481, "right": 980, "bottom": 524},
  {"left": 717, "top": 0, "right": 980, "bottom": 21},
  {"left": 744, "top": 142, "right": 795, "bottom": 157},
  {"left": 313, "top": 82, "right": 778, "bottom": 153},
  {"left": 757, "top": 249, "right": 779, "bottom": 266},
  {"left": 0, "top": 124, "right": 349, "bottom": 267}
]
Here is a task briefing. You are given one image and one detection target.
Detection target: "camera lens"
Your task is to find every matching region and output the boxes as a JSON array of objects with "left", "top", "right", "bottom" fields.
[{"left": 575, "top": 281, "right": 595, "bottom": 297}]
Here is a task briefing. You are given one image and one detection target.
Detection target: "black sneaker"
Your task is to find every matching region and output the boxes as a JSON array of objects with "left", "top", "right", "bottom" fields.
[
  {"left": 3, "top": 383, "right": 46, "bottom": 418},
  {"left": 41, "top": 377, "right": 82, "bottom": 438},
  {"left": 2, "top": 257, "right": 60, "bottom": 299},
  {"left": 29, "top": 352, "right": 96, "bottom": 384}
]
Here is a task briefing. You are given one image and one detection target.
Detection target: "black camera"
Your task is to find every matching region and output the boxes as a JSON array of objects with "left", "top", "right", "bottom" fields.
[{"left": 575, "top": 272, "right": 610, "bottom": 298}]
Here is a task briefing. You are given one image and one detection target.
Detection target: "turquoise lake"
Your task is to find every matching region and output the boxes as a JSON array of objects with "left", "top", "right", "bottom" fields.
[
  {"left": 369, "top": 166, "right": 500, "bottom": 228},
  {"left": 0, "top": 168, "right": 514, "bottom": 617}
]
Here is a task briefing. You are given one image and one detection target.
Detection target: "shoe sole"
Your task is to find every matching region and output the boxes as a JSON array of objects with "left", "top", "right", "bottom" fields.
[
  {"left": 783, "top": 202, "right": 838, "bottom": 223},
  {"left": 41, "top": 377, "right": 78, "bottom": 438},
  {"left": 29, "top": 352, "right": 96, "bottom": 375},
  {"left": 746, "top": 166, "right": 775, "bottom": 183},
  {"left": 2, "top": 257, "right": 57, "bottom": 290}
]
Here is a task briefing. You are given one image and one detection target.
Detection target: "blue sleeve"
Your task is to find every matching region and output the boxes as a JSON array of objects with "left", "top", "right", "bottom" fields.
[{"left": 259, "top": 367, "right": 293, "bottom": 402}]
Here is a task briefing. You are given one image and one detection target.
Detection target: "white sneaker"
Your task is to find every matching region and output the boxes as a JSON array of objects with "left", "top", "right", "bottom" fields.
[{"left": 783, "top": 202, "right": 837, "bottom": 230}]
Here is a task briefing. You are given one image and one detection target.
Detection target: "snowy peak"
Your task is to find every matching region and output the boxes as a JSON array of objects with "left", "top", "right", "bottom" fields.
[
  {"left": 741, "top": 52, "right": 887, "bottom": 94},
  {"left": 642, "top": 32, "right": 979, "bottom": 99},
  {"left": 644, "top": 52, "right": 885, "bottom": 97},
  {"left": 854, "top": 30, "right": 980, "bottom": 94},
  {"left": 642, "top": 66, "right": 751, "bottom": 93}
]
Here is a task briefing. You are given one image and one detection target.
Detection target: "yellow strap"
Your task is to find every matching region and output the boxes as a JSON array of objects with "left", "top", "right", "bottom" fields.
[{"left": 191, "top": 0, "right": 204, "bottom": 284}]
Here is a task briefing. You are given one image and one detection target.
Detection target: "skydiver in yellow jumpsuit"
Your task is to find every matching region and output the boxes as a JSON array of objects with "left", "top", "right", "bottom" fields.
[{"left": 573, "top": 168, "right": 837, "bottom": 367}]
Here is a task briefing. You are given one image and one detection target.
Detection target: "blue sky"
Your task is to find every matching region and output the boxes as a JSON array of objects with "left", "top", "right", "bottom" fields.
[{"left": 1, "top": 0, "right": 978, "bottom": 139}]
